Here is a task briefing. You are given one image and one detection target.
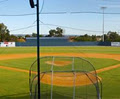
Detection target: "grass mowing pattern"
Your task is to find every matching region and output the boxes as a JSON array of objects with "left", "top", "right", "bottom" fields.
[
  {"left": 0, "top": 46, "right": 120, "bottom": 54},
  {"left": 0, "top": 69, "right": 30, "bottom": 99},
  {"left": 0, "top": 57, "right": 120, "bottom": 98},
  {"left": 0, "top": 57, "right": 119, "bottom": 70},
  {"left": 0, "top": 47, "right": 120, "bottom": 99},
  {"left": 98, "top": 67, "right": 120, "bottom": 99}
]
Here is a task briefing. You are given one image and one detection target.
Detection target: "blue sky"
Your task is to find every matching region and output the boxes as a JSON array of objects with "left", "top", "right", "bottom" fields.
[{"left": 1, "top": 0, "right": 120, "bottom": 35}]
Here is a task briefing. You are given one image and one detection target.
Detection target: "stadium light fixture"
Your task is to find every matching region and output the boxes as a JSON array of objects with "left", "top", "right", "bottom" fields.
[
  {"left": 101, "top": 7, "right": 107, "bottom": 42},
  {"left": 29, "top": 0, "right": 40, "bottom": 99},
  {"left": 29, "top": 0, "right": 35, "bottom": 8}
]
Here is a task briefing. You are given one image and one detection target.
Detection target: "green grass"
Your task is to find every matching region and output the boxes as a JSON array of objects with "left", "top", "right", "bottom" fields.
[
  {"left": 0, "top": 69, "right": 30, "bottom": 99},
  {"left": 98, "top": 67, "right": 120, "bottom": 99},
  {"left": 0, "top": 47, "right": 120, "bottom": 99},
  {"left": 0, "top": 57, "right": 119, "bottom": 70},
  {"left": 0, "top": 56, "right": 120, "bottom": 99},
  {"left": 0, "top": 46, "right": 120, "bottom": 54},
  {"left": 0, "top": 58, "right": 37, "bottom": 70}
]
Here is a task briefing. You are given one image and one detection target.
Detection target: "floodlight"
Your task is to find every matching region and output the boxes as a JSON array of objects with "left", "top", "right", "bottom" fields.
[{"left": 29, "top": 0, "right": 35, "bottom": 8}]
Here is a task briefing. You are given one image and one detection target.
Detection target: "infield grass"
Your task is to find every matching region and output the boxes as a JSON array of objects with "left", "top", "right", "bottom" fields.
[
  {"left": 0, "top": 57, "right": 120, "bottom": 99},
  {"left": 0, "top": 57, "right": 119, "bottom": 70}
]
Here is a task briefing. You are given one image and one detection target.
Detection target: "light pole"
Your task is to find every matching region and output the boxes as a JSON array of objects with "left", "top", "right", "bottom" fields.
[
  {"left": 101, "top": 7, "right": 106, "bottom": 42},
  {"left": 29, "top": 0, "right": 40, "bottom": 99}
]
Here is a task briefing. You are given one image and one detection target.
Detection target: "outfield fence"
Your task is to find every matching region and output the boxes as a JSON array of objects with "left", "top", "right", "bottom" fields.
[{"left": 16, "top": 37, "right": 111, "bottom": 46}]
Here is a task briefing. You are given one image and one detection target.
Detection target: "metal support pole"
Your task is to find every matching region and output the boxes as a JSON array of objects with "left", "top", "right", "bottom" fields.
[
  {"left": 51, "top": 56, "right": 54, "bottom": 99},
  {"left": 36, "top": 0, "right": 40, "bottom": 99},
  {"left": 72, "top": 57, "right": 74, "bottom": 71},
  {"left": 72, "top": 57, "right": 76, "bottom": 99},
  {"left": 73, "top": 72, "right": 76, "bottom": 99},
  {"left": 29, "top": 0, "right": 40, "bottom": 98},
  {"left": 101, "top": 7, "right": 106, "bottom": 42},
  {"left": 103, "top": 8, "right": 104, "bottom": 42}
]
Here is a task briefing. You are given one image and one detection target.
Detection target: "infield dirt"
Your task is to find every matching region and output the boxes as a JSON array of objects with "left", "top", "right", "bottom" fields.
[
  {"left": 0, "top": 53, "right": 120, "bottom": 61},
  {"left": 0, "top": 52, "right": 120, "bottom": 87},
  {"left": 46, "top": 61, "right": 72, "bottom": 66}
]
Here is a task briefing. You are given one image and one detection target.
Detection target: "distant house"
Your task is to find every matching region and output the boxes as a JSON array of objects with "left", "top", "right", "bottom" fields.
[{"left": 96, "top": 36, "right": 102, "bottom": 41}]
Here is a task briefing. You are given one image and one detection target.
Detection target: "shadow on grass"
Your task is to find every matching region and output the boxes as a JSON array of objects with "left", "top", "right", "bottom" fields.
[
  {"left": 41, "top": 91, "right": 72, "bottom": 99},
  {"left": 0, "top": 92, "right": 72, "bottom": 99},
  {"left": 0, "top": 93, "right": 30, "bottom": 99}
]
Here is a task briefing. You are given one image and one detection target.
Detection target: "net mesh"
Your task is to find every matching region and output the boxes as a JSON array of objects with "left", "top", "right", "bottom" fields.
[{"left": 29, "top": 56, "right": 102, "bottom": 99}]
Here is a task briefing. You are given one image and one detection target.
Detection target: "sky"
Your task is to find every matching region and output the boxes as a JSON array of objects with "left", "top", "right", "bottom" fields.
[{"left": 1, "top": 0, "right": 120, "bottom": 35}]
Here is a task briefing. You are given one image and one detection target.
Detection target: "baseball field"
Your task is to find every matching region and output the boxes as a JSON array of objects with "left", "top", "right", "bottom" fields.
[{"left": 0, "top": 46, "right": 120, "bottom": 99}]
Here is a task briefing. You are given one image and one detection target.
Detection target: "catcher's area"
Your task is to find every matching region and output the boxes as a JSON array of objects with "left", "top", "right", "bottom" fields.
[{"left": 29, "top": 56, "right": 102, "bottom": 99}]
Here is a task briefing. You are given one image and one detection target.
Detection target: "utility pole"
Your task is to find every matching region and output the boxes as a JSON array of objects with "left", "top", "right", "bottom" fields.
[
  {"left": 29, "top": 0, "right": 40, "bottom": 99},
  {"left": 101, "top": 7, "right": 106, "bottom": 42}
]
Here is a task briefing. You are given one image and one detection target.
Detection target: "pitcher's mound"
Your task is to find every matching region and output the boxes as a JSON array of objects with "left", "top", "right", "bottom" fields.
[
  {"left": 45, "top": 61, "right": 72, "bottom": 66},
  {"left": 40, "top": 72, "right": 100, "bottom": 87}
]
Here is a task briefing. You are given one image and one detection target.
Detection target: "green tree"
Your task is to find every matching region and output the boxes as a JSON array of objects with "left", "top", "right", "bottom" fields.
[
  {"left": 55, "top": 27, "right": 63, "bottom": 37},
  {"left": 32, "top": 33, "right": 37, "bottom": 37},
  {"left": 4, "top": 32, "right": 10, "bottom": 41},
  {"left": 0, "top": 23, "right": 10, "bottom": 42},
  {"left": 39, "top": 35, "right": 44, "bottom": 37},
  {"left": 49, "top": 27, "right": 64, "bottom": 37},
  {"left": 49, "top": 29, "right": 56, "bottom": 37},
  {"left": 10, "top": 35, "right": 18, "bottom": 42},
  {"left": 91, "top": 35, "right": 96, "bottom": 41},
  {"left": 25, "top": 34, "right": 31, "bottom": 38},
  {"left": 107, "top": 31, "right": 120, "bottom": 42}
]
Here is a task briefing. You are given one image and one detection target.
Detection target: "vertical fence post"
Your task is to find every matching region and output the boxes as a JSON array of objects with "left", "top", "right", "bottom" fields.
[
  {"left": 72, "top": 57, "right": 76, "bottom": 99},
  {"left": 51, "top": 56, "right": 54, "bottom": 99}
]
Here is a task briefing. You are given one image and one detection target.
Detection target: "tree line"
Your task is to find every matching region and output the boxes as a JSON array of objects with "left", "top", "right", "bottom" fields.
[
  {"left": 0, "top": 23, "right": 26, "bottom": 42},
  {"left": 1, "top": 23, "right": 120, "bottom": 42},
  {"left": 70, "top": 31, "right": 120, "bottom": 42}
]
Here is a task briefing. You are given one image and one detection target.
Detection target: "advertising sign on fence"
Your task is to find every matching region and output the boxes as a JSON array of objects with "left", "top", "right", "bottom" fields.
[
  {"left": 111, "top": 42, "right": 120, "bottom": 47},
  {"left": 0, "top": 42, "right": 16, "bottom": 47}
]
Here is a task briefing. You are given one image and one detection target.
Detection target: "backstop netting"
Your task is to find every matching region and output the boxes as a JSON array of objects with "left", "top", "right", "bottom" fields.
[{"left": 29, "top": 56, "right": 102, "bottom": 99}]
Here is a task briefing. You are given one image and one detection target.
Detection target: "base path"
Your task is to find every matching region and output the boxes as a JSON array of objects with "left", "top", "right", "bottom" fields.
[
  {"left": 0, "top": 64, "right": 120, "bottom": 86},
  {"left": 0, "top": 52, "right": 120, "bottom": 87},
  {"left": 0, "top": 53, "right": 120, "bottom": 61},
  {"left": 96, "top": 64, "right": 120, "bottom": 73},
  {"left": 0, "top": 53, "right": 36, "bottom": 60},
  {"left": 0, "top": 66, "right": 36, "bottom": 74}
]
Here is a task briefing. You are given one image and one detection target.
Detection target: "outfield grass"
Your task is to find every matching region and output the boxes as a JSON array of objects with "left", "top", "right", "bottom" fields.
[
  {"left": 98, "top": 67, "right": 120, "bottom": 99},
  {"left": 0, "top": 46, "right": 120, "bottom": 54},
  {"left": 0, "top": 47, "right": 120, "bottom": 99}
]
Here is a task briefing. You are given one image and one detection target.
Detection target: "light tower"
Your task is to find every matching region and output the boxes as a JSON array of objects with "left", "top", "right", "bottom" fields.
[{"left": 101, "top": 7, "right": 107, "bottom": 42}]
